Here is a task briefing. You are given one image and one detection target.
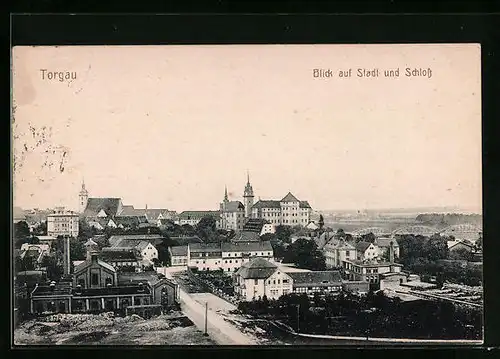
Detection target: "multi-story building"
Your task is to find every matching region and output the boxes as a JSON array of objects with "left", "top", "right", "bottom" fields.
[
  {"left": 186, "top": 241, "right": 274, "bottom": 272},
  {"left": 355, "top": 241, "right": 379, "bottom": 261},
  {"left": 233, "top": 258, "right": 293, "bottom": 301},
  {"left": 288, "top": 271, "right": 343, "bottom": 295},
  {"left": 342, "top": 259, "right": 403, "bottom": 285},
  {"left": 323, "top": 239, "right": 356, "bottom": 268},
  {"left": 47, "top": 208, "right": 79, "bottom": 237},
  {"left": 251, "top": 192, "right": 312, "bottom": 227},
  {"left": 219, "top": 187, "right": 246, "bottom": 231}
]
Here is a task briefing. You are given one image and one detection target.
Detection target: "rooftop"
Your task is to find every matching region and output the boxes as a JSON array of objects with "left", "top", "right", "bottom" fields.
[
  {"left": 83, "top": 198, "right": 123, "bottom": 217},
  {"left": 236, "top": 258, "right": 278, "bottom": 279},
  {"left": 233, "top": 231, "right": 261, "bottom": 242},
  {"left": 99, "top": 250, "right": 138, "bottom": 261},
  {"left": 169, "top": 245, "right": 188, "bottom": 256},
  {"left": 355, "top": 241, "right": 373, "bottom": 252},
  {"left": 178, "top": 210, "right": 222, "bottom": 220},
  {"left": 288, "top": 271, "right": 342, "bottom": 286},
  {"left": 345, "top": 259, "right": 403, "bottom": 268},
  {"left": 74, "top": 285, "right": 151, "bottom": 297}
]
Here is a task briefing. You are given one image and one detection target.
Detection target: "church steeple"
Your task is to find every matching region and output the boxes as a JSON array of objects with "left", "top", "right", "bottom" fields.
[
  {"left": 78, "top": 178, "right": 89, "bottom": 213},
  {"left": 224, "top": 185, "right": 229, "bottom": 202},
  {"left": 243, "top": 171, "right": 254, "bottom": 218}
]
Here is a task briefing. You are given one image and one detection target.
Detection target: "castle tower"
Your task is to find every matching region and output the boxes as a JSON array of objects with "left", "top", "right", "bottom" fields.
[
  {"left": 78, "top": 179, "right": 89, "bottom": 213},
  {"left": 243, "top": 171, "right": 254, "bottom": 218}
]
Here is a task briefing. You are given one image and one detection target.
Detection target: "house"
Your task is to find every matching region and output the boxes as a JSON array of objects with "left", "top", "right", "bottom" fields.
[
  {"left": 315, "top": 231, "right": 335, "bottom": 250},
  {"left": 342, "top": 259, "right": 403, "bottom": 285},
  {"left": 87, "top": 219, "right": 105, "bottom": 231},
  {"left": 20, "top": 244, "right": 50, "bottom": 265},
  {"left": 355, "top": 241, "right": 379, "bottom": 261},
  {"left": 447, "top": 239, "right": 475, "bottom": 252},
  {"left": 108, "top": 238, "right": 159, "bottom": 262},
  {"left": 233, "top": 258, "right": 293, "bottom": 301},
  {"left": 114, "top": 216, "right": 148, "bottom": 229},
  {"left": 187, "top": 241, "right": 274, "bottom": 272},
  {"left": 168, "top": 246, "right": 188, "bottom": 267},
  {"left": 47, "top": 208, "right": 79, "bottom": 238},
  {"left": 375, "top": 237, "right": 400, "bottom": 259},
  {"left": 288, "top": 271, "right": 343, "bottom": 295},
  {"left": 30, "top": 253, "right": 178, "bottom": 315},
  {"left": 177, "top": 210, "right": 223, "bottom": 228},
  {"left": 323, "top": 239, "right": 356, "bottom": 268},
  {"left": 242, "top": 218, "right": 276, "bottom": 236}
]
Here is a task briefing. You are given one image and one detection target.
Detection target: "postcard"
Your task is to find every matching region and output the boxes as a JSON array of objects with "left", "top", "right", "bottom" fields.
[{"left": 12, "top": 44, "right": 482, "bottom": 346}]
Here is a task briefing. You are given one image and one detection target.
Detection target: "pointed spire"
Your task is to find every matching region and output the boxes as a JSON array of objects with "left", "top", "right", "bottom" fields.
[
  {"left": 247, "top": 169, "right": 250, "bottom": 185},
  {"left": 224, "top": 185, "right": 228, "bottom": 201}
]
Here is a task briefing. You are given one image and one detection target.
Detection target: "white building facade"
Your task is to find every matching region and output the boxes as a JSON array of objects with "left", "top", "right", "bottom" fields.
[
  {"left": 47, "top": 208, "right": 79, "bottom": 237},
  {"left": 251, "top": 192, "right": 312, "bottom": 227}
]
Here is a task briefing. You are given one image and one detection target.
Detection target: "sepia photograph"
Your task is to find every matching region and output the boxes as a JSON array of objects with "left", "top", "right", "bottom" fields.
[{"left": 11, "top": 44, "right": 482, "bottom": 346}]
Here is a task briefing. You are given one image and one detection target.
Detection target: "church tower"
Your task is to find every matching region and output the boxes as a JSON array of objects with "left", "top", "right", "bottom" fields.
[
  {"left": 243, "top": 171, "right": 254, "bottom": 218},
  {"left": 78, "top": 179, "right": 89, "bottom": 213}
]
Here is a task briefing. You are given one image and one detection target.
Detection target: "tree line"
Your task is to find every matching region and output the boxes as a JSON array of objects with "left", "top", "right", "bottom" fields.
[{"left": 236, "top": 291, "right": 482, "bottom": 340}]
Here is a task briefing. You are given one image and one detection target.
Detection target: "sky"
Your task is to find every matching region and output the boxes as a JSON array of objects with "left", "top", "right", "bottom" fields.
[{"left": 12, "top": 44, "right": 482, "bottom": 213}]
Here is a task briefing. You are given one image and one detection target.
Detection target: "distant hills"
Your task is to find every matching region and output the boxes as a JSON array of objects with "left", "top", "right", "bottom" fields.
[{"left": 320, "top": 206, "right": 481, "bottom": 216}]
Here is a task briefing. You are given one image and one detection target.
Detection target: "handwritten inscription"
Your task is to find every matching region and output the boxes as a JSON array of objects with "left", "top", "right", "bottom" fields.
[
  {"left": 40, "top": 69, "right": 77, "bottom": 82},
  {"left": 313, "top": 67, "right": 433, "bottom": 79}
]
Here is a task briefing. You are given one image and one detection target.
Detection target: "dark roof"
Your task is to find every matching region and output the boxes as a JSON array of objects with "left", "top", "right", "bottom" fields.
[
  {"left": 74, "top": 256, "right": 116, "bottom": 273},
  {"left": 32, "top": 283, "right": 72, "bottom": 297},
  {"left": 178, "top": 211, "right": 221, "bottom": 220},
  {"left": 221, "top": 241, "right": 273, "bottom": 252},
  {"left": 355, "top": 241, "right": 373, "bottom": 252},
  {"left": 169, "top": 245, "right": 188, "bottom": 256},
  {"left": 189, "top": 242, "right": 222, "bottom": 253},
  {"left": 99, "top": 250, "right": 138, "bottom": 261},
  {"left": 83, "top": 198, "right": 122, "bottom": 217},
  {"left": 242, "top": 219, "right": 266, "bottom": 233},
  {"left": 233, "top": 231, "right": 261, "bottom": 242},
  {"left": 170, "top": 236, "right": 203, "bottom": 246},
  {"left": 236, "top": 258, "right": 278, "bottom": 279},
  {"left": 281, "top": 192, "right": 300, "bottom": 202},
  {"left": 158, "top": 218, "right": 175, "bottom": 226},
  {"left": 288, "top": 271, "right": 342, "bottom": 287},
  {"left": 252, "top": 200, "right": 281, "bottom": 209},
  {"left": 223, "top": 201, "right": 245, "bottom": 212},
  {"left": 114, "top": 216, "right": 142, "bottom": 227},
  {"left": 299, "top": 201, "right": 311, "bottom": 209},
  {"left": 376, "top": 238, "right": 399, "bottom": 248},
  {"left": 74, "top": 285, "right": 151, "bottom": 297},
  {"left": 118, "top": 205, "right": 143, "bottom": 216},
  {"left": 107, "top": 239, "right": 152, "bottom": 251}
]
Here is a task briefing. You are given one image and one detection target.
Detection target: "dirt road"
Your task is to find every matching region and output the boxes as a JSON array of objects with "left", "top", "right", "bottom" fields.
[{"left": 164, "top": 269, "right": 258, "bottom": 345}]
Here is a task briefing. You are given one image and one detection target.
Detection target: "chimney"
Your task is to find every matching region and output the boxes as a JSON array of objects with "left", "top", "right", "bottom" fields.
[{"left": 389, "top": 240, "right": 395, "bottom": 263}]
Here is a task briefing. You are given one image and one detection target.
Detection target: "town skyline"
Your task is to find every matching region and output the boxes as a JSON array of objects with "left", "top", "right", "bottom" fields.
[{"left": 12, "top": 44, "right": 481, "bottom": 213}]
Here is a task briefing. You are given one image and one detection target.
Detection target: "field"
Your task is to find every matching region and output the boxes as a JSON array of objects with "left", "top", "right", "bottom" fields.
[{"left": 13, "top": 311, "right": 216, "bottom": 346}]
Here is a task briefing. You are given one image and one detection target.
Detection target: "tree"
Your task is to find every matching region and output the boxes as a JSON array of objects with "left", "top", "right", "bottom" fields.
[
  {"left": 275, "top": 225, "right": 294, "bottom": 244},
  {"left": 40, "top": 255, "right": 63, "bottom": 281},
  {"left": 14, "top": 221, "right": 30, "bottom": 241},
  {"left": 424, "top": 235, "right": 449, "bottom": 261},
  {"left": 32, "top": 221, "right": 47, "bottom": 236},
  {"left": 449, "top": 248, "right": 475, "bottom": 262},
  {"left": 260, "top": 233, "right": 276, "bottom": 242},
  {"left": 77, "top": 219, "right": 94, "bottom": 240},
  {"left": 27, "top": 235, "right": 40, "bottom": 244},
  {"left": 361, "top": 232, "right": 377, "bottom": 243},
  {"left": 283, "top": 238, "right": 326, "bottom": 270},
  {"left": 318, "top": 215, "right": 325, "bottom": 230},
  {"left": 196, "top": 216, "right": 219, "bottom": 242}
]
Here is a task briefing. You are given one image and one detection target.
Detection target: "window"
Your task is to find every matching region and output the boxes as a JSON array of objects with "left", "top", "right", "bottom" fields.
[
  {"left": 91, "top": 273, "right": 99, "bottom": 286},
  {"left": 273, "top": 280, "right": 276, "bottom": 285},
  {"left": 283, "top": 279, "right": 289, "bottom": 284},
  {"left": 78, "top": 278, "right": 85, "bottom": 287},
  {"left": 277, "top": 279, "right": 281, "bottom": 284},
  {"left": 254, "top": 279, "right": 258, "bottom": 285}
]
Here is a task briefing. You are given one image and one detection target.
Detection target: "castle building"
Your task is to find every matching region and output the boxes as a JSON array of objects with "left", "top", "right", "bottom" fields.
[{"left": 251, "top": 192, "right": 312, "bottom": 226}]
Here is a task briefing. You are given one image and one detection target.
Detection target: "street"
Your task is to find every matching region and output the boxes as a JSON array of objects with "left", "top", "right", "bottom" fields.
[{"left": 163, "top": 268, "right": 258, "bottom": 345}]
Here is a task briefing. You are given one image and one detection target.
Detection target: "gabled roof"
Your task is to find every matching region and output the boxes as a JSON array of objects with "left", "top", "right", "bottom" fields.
[
  {"left": 118, "top": 205, "right": 143, "bottom": 216},
  {"left": 448, "top": 240, "right": 475, "bottom": 250},
  {"left": 189, "top": 242, "right": 222, "bottom": 253},
  {"left": 288, "top": 271, "right": 342, "bottom": 287},
  {"left": 83, "top": 198, "right": 122, "bottom": 217},
  {"left": 108, "top": 234, "right": 164, "bottom": 245},
  {"left": 74, "top": 257, "right": 116, "bottom": 273},
  {"left": 109, "top": 238, "right": 153, "bottom": 251},
  {"left": 281, "top": 192, "right": 300, "bottom": 203},
  {"left": 114, "top": 216, "right": 144, "bottom": 227},
  {"left": 252, "top": 200, "right": 281, "bottom": 209},
  {"left": 170, "top": 236, "right": 203, "bottom": 246},
  {"left": 223, "top": 201, "right": 245, "bottom": 212},
  {"left": 117, "top": 272, "right": 171, "bottom": 287},
  {"left": 76, "top": 285, "right": 151, "bottom": 296},
  {"left": 32, "top": 283, "right": 73, "bottom": 297},
  {"left": 355, "top": 241, "right": 373, "bottom": 253},
  {"left": 236, "top": 258, "right": 278, "bottom": 279},
  {"left": 84, "top": 238, "right": 98, "bottom": 247}
]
